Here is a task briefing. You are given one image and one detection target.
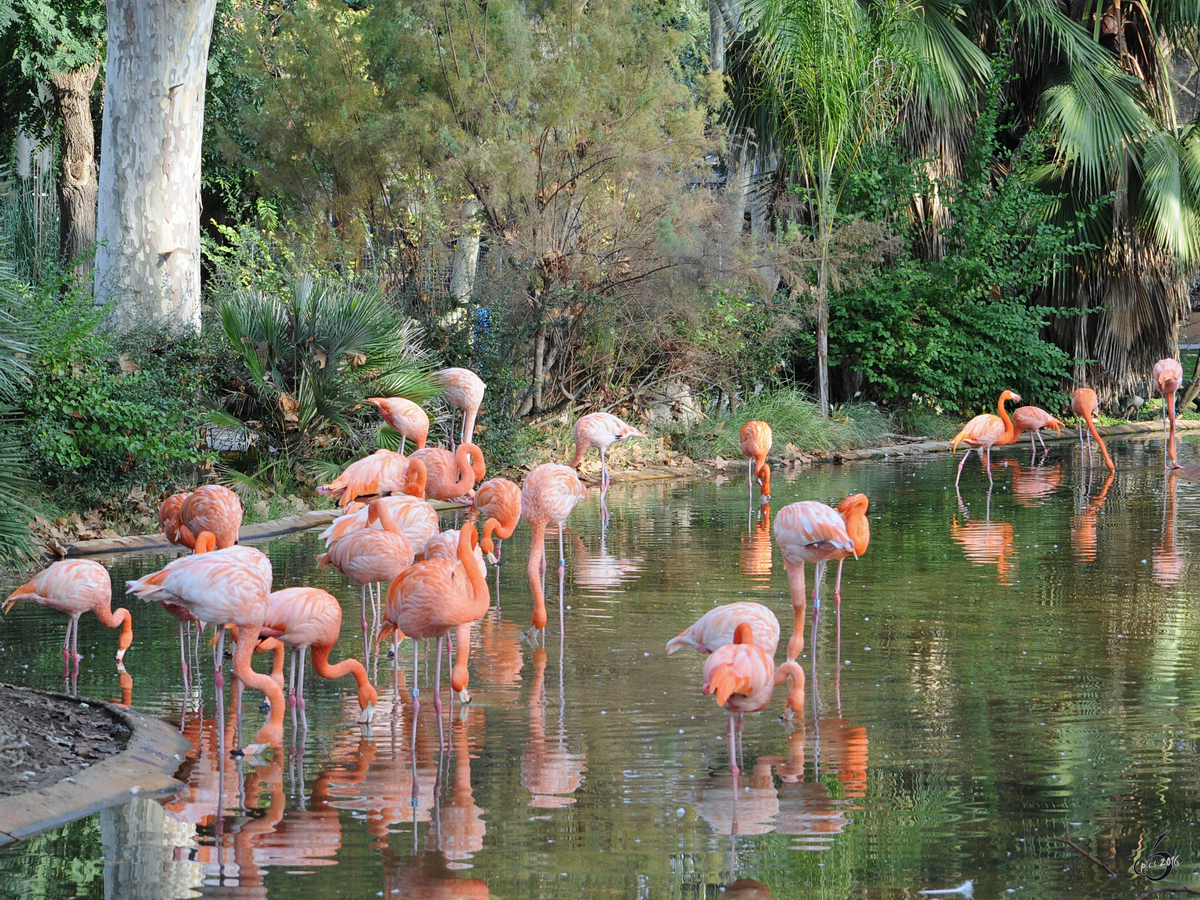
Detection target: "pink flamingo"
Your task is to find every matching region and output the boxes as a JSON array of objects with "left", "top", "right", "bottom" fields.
[
  {"left": 320, "top": 493, "right": 439, "bottom": 555},
  {"left": 5, "top": 559, "right": 133, "bottom": 675},
  {"left": 1154, "top": 358, "right": 1185, "bottom": 468},
  {"left": 383, "top": 522, "right": 490, "bottom": 731},
  {"left": 424, "top": 528, "right": 487, "bottom": 581},
  {"left": 409, "top": 443, "right": 486, "bottom": 502},
  {"left": 436, "top": 368, "right": 486, "bottom": 449},
  {"left": 773, "top": 500, "right": 856, "bottom": 660},
  {"left": 258, "top": 586, "right": 378, "bottom": 727},
  {"left": 472, "top": 478, "right": 522, "bottom": 564},
  {"left": 739, "top": 421, "right": 773, "bottom": 502},
  {"left": 159, "top": 492, "right": 195, "bottom": 548},
  {"left": 702, "top": 622, "right": 805, "bottom": 781},
  {"left": 1071, "top": 387, "right": 1114, "bottom": 471},
  {"left": 317, "top": 449, "right": 412, "bottom": 508},
  {"left": 1010, "top": 405, "right": 1063, "bottom": 454},
  {"left": 126, "top": 546, "right": 284, "bottom": 754},
  {"left": 569, "top": 412, "right": 646, "bottom": 487},
  {"left": 831, "top": 493, "right": 870, "bottom": 607},
  {"left": 949, "top": 390, "right": 1020, "bottom": 487},
  {"left": 521, "top": 463, "right": 587, "bottom": 636},
  {"left": 317, "top": 498, "right": 415, "bottom": 653},
  {"left": 181, "top": 484, "right": 243, "bottom": 548},
  {"left": 367, "top": 397, "right": 429, "bottom": 452},
  {"left": 666, "top": 601, "right": 780, "bottom": 657}
]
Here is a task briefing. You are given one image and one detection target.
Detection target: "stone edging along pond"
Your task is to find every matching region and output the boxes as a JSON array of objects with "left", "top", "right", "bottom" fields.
[
  {"left": 60, "top": 417, "right": 1196, "bottom": 559},
  {"left": 0, "top": 686, "right": 191, "bottom": 848}
]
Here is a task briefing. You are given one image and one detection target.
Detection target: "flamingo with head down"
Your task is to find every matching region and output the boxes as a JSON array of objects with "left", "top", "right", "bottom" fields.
[
  {"left": 1154, "top": 358, "right": 1185, "bottom": 468},
  {"left": 1071, "top": 387, "right": 1114, "bottom": 472},
  {"left": 409, "top": 444, "right": 485, "bottom": 502},
  {"left": 739, "top": 421, "right": 772, "bottom": 503}
]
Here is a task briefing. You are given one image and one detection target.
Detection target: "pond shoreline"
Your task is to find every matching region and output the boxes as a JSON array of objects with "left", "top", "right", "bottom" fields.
[
  {"left": 59, "top": 416, "right": 1197, "bottom": 559},
  {"left": 0, "top": 684, "right": 189, "bottom": 847}
]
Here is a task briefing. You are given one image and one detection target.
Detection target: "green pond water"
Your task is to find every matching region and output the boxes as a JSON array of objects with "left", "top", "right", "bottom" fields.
[{"left": 2, "top": 435, "right": 1200, "bottom": 898}]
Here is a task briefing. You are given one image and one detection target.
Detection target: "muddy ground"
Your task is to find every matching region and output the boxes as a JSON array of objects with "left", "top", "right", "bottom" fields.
[{"left": 0, "top": 684, "right": 130, "bottom": 798}]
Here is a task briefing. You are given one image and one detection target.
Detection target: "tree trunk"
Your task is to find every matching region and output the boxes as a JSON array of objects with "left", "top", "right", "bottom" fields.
[
  {"left": 709, "top": 0, "right": 725, "bottom": 73},
  {"left": 449, "top": 199, "right": 482, "bottom": 305},
  {"left": 816, "top": 217, "right": 832, "bottom": 418},
  {"left": 49, "top": 64, "right": 100, "bottom": 285},
  {"left": 95, "top": 0, "right": 218, "bottom": 331}
]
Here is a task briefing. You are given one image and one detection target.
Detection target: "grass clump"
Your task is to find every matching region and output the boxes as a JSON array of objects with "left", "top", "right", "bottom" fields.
[{"left": 669, "top": 389, "right": 897, "bottom": 460}]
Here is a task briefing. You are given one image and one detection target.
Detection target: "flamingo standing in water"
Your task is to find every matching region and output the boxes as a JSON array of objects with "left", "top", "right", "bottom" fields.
[
  {"left": 367, "top": 397, "right": 429, "bottom": 452},
  {"left": 702, "top": 622, "right": 805, "bottom": 781},
  {"left": 666, "top": 601, "right": 780, "bottom": 657},
  {"left": 473, "top": 477, "right": 522, "bottom": 565},
  {"left": 949, "top": 390, "right": 1020, "bottom": 488},
  {"left": 257, "top": 587, "right": 378, "bottom": 727},
  {"left": 4, "top": 559, "right": 133, "bottom": 675},
  {"left": 126, "top": 546, "right": 284, "bottom": 754},
  {"left": 1154, "top": 358, "right": 1185, "bottom": 468},
  {"left": 318, "top": 498, "right": 415, "bottom": 654},
  {"left": 1011, "top": 405, "right": 1063, "bottom": 455},
  {"left": 436, "top": 367, "right": 486, "bottom": 449},
  {"left": 409, "top": 443, "right": 485, "bottom": 502},
  {"left": 521, "top": 463, "right": 587, "bottom": 637},
  {"left": 773, "top": 501, "right": 855, "bottom": 660},
  {"left": 1071, "top": 387, "right": 1114, "bottom": 471},
  {"left": 569, "top": 412, "right": 646, "bottom": 488},
  {"left": 180, "top": 484, "right": 243, "bottom": 548},
  {"left": 831, "top": 493, "right": 870, "bottom": 608},
  {"left": 383, "top": 521, "right": 490, "bottom": 734},
  {"left": 739, "top": 421, "right": 772, "bottom": 503}
]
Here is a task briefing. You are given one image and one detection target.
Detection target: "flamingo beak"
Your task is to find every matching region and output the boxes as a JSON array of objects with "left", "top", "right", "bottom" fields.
[
  {"left": 2, "top": 597, "right": 16, "bottom": 615},
  {"left": 357, "top": 703, "right": 375, "bottom": 724},
  {"left": 241, "top": 742, "right": 272, "bottom": 759}
]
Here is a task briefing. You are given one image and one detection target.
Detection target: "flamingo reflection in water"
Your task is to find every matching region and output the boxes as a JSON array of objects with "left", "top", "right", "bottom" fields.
[
  {"left": 1071, "top": 470, "right": 1114, "bottom": 565},
  {"left": 429, "top": 710, "right": 487, "bottom": 866},
  {"left": 1007, "top": 460, "right": 1063, "bottom": 508},
  {"left": 1154, "top": 473, "right": 1184, "bottom": 585},
  {"left": 570, "top": 532, "right": 645, "bottom": 595},
  {"left": 740, "top": 502, "right": 773, "bottom": 584},
  {"left": 522, "top": 646, "right": 587, "bottom": 807},
  {"left": 949, "top": 494, "right": 1016, "bottom": 586}
]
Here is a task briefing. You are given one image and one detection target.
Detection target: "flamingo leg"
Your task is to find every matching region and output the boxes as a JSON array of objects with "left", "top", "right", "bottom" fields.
[
  {"left": 70, "top": 615, "right": 82, "bottom": 667},
  {"left": 955, "top": 448, "right": 973, "bottom": 487},
  {"left": 448, "top": 407, "right": 457, "bottom": 452},
  {"left": 411, "top": 641, "right": 421, "bottom": 723},
  {"left": 812, "top": 560, "right": 828, "bottom": 612},
  {"left": 178, "top": 620, "right": 190, "bottom": 692},
  {"left": 360, "top": 585, "right": 370, "bottom": 655},
  {"left": 984, "top": 446, "right": 995, "bottom": 487},
  {"left": 297, "top": 647, "right": 308, "bottom": 732},
  {"left": 728, "top": 710, "right": 740, "bottom": 782},
  {"left": 214, "top": 625, "right": 226, "bottom": 691},
  {"left": 834, "top": 558, "right": 844, "bottom": 610},
  {"left": 1037, "top": 429, "right": 1048, "bottom": 453},
  {"left": 433, "top": 635, "right": 445, "bottom": 748},
  {"left": 558, "top": 523, "right": 567, "bottom": 637},
  {"left": 748, "top": 458, "right": 754, "bottom": 497}
]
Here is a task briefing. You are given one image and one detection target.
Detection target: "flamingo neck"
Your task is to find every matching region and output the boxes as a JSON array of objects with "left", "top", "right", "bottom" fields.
[
  {"left": 404, "top": 459, "right": 427, "bottom": 497},
  {"left": 450, "top": 621, "right": 472, "bottom": 692},
  {"left": 457, "top": 523, "right": 489, "bottom": 614},
  {"left": 774, "top": 660, "right": 806, "bottom": 716},
  {"left": 370, "top": 500, "right": 401, "bottom": 534},
  {"left": 451, "top": 446, "right": 478, "bottom": 495},
  {"left": 232, "top": 625, "right": 285, "bottom": 748},
  {"left": 94, "top": 604, "right": 134, "bottom": 658},
  {"left": 1085, "top": 414, "right": 1115, "bottom": 471},
  {"left": 756, "top": 459, "right": 771, "bottom": 497},
  {"left": 194, "top": 531, "right": 217, "bottom": 553},
  {"left": 996, "top": 394, "right": 1016, "bottom": 443},
  {"left": 527, "top": 521, "right": 548, "bottom": 630},
  {"left": 311, "top": 644, "right": 378, "bottom": 710}
]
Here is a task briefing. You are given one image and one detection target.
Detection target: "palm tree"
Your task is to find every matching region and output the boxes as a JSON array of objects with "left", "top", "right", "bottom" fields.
[
  {"left": 732, "top": 0, "right": 915, "bottom": 416},
  {"left": 903, "top": 0, "right": 1200, "bottom": 404}
]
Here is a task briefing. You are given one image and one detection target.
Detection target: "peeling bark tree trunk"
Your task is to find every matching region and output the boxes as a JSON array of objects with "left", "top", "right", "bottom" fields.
[
  {"left": 449, "top": 199, "right": 482, "bottom": 305},
  {"left": 49, "top": 64, "right": 100, "bottom": 285},
  {"left": 95, "top": 0, "right": 218, "bottom": 331},
  {"left": 709, "top": 0, "right": 725, "bottom": 73}
]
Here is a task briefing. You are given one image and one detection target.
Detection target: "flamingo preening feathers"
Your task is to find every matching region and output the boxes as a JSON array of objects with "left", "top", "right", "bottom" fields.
[{"left": 367, "top": 397, "right": 429, "bottom": 452}]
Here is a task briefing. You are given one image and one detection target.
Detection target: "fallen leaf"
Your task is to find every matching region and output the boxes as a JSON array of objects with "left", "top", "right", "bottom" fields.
[{"left": 117, "top": 353, "right": 140, "bottom": 374}]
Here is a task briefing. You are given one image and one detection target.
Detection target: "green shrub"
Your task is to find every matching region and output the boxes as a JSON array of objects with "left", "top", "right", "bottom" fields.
[{"left": 17, "top": 280, "right": 212, "bottom": 498}]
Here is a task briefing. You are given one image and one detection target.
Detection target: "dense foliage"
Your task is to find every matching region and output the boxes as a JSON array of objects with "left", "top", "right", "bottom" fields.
[{"left": 830, "top": 110, "right": 1080, "bottom": 414}]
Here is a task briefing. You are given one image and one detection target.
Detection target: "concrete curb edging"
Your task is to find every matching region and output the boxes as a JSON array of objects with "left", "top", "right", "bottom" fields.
[
  {"left": 0, "top": 685, "right": 190, "bottom": 848},
  {"left": 63, "top": 501, "right": 467, "bottom": 559}
]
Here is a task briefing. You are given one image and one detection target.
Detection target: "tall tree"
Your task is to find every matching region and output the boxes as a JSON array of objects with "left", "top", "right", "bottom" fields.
[
  {"left": 0, "top": 0, "right": 106, "bottom": 282},
  {"left": 736, "top": 0, "right": 911, "bottom": 416},
  {"left": 94, "top": 0, "right": 218, "bottom": 330}
]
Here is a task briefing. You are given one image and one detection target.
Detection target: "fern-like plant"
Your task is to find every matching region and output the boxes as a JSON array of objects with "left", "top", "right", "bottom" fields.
[{"left": 214, "top": 275, "right": 436, "bottom": 474}]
